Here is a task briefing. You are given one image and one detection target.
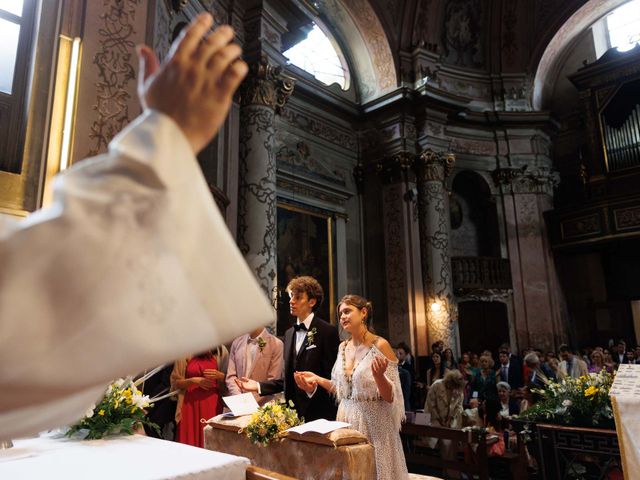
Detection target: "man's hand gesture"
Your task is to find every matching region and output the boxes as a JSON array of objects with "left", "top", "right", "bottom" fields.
[{"left": 136, "top": 13, "right": 248, "bottom": 154}]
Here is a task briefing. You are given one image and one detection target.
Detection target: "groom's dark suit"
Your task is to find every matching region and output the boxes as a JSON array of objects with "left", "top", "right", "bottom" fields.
[{"left": 259, "top": 315, "right": 340, "bottom": 421}]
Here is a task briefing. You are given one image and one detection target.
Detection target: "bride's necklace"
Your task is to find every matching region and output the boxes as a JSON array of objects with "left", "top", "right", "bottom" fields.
[{"left": 343, "top": 332, "right": 370, "bottom": 383}]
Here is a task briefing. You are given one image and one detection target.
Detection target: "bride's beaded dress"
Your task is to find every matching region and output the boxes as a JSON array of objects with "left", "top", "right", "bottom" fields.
[{"left": 332, "top": 341, "right": 408, "bottom": 480}]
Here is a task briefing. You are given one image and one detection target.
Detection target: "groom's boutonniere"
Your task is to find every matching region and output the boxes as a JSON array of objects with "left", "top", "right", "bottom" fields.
[
  {"left": 257, "top": 337, "right": 266, "bottom": 353},
  {"left": 306, "top": 327, "right": 317, "bottom": 346}
]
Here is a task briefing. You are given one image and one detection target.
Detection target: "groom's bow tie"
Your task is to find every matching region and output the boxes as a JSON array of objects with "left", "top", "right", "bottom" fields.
[{"left": 293, "top": 323, "right": 308, "bottom": 332}]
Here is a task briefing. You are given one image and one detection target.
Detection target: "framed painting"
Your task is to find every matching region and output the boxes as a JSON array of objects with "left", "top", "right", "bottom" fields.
[{"left": 276, "top": 203, "right": 335, "bottom": 334}]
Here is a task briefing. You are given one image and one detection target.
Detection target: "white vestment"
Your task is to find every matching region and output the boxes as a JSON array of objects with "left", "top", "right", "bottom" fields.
[{"left": 0, "top": 111, "right": 274, "bottom": 440}]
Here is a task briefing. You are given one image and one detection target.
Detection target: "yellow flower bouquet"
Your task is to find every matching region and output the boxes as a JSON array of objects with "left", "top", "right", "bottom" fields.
[
  {"left": 519, "top": 369, "right": 614, "bottom": 428},
  {"left": 245, "top": 400, "right": 303, "bottom": 447},
  {"left": 66, "top": 377, "right": 160, "bottom": 439}
]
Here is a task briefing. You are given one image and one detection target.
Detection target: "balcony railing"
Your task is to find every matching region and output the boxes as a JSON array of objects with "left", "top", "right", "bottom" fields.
[{"left": 452, "top": 256, "right": 512, "bottom": 292}]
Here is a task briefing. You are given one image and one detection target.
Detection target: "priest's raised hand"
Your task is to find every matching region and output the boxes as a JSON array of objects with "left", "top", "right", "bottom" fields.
[{"left": 0, "top": 13, "right": 274, "bottom": 441}]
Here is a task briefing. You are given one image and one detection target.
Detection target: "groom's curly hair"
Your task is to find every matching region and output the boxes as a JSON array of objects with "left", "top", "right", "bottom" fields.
[{"left": 287, "top": 276, "right": 324, "bottom": 312}]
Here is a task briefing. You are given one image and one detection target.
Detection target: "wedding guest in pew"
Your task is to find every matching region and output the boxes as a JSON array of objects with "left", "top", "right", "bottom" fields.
[
  {"left": 226, "top": 327, "right": 284, "bottom": 406},
  {"left": 236, "top": 276, "right": 340, "bottom": 421},
  {"left": 293, "top": 294, "right": 408, "bottom": 480},
  {"left": 171, "top": 347, "right": 226, "bottom": 447}
]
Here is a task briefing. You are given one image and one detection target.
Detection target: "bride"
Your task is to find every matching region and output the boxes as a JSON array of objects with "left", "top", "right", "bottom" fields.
[{"left": 294, "top": 295, "right": 408, "bottom": 480}]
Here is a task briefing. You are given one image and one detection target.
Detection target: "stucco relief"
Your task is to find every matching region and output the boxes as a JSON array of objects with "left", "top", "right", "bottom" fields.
[
  {"left": 87, "top": 0, "right": 145, "bottom": 156},
  {"left": 450, "top": 138, "right": 497, "bottom": 156},
  {"left": 280, "top": 108, "right": 356, "bottom": 151},
  {"left": 494, "top": 166, "right": 559, "bottom": 195},
  {"left": 275, "top": 141, "right": 346, "bottom": 185},
  {"left": 442, "top": 0, "right": 484, "bottom": 68}
]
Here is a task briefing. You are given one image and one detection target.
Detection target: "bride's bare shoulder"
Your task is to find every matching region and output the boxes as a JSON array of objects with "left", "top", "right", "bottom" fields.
[{"left": 372, "top": 336, "right": 398, "bottom": 362}]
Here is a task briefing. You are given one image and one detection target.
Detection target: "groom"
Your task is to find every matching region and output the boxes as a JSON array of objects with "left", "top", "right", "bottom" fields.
[{"left": 237, "top": 276, "right": 339, "bottom": 421}]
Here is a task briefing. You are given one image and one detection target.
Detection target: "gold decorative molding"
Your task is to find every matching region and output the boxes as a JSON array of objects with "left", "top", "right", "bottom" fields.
[
  {"left": 493, "top": 165, "right": 560, "bottom": 195},
  {"left": 413, "top": 149, "right": 455, "bottom": 183},
  {"left": 239, "top": 55, "right": 295, "bottom": 113}
]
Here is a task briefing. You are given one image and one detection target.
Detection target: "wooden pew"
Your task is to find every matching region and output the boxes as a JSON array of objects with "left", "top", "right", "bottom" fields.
[{"left": 401, "top": 423, "right": 490, "bottom": 480}]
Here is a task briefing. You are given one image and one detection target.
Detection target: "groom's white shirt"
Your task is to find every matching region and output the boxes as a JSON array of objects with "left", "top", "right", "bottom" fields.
[{"left": 0, "top": 111, "right": 274, "bottom": 440}]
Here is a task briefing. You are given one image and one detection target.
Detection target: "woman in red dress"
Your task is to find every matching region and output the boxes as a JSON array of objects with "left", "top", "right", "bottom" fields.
[{"left": 171, "top": 349, "right": 225, "bottom": 447}]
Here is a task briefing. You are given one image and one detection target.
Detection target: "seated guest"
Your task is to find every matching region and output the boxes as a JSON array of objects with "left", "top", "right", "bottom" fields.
[
  {"left": 471, "top": 354, "right": 497, "bottom": 400},
  {"left": 426, "top": 351, "right": 449, "bottom": 388},
  {"left": 443, "top": 348, "right": 458, "bottom": 370},
  {"left": 635, "top": 346, "right": 640, "bottom": 364},
  {"left": 547, "top": 357, "right": 566, "bottom": 381},
  {"left": 426, "top": 370, "right": 465, "bottom": 462},
  {"left": 426, "top": 370, "right": 465, "bottom": 426},
  {"left": 614, "top": 340, "right": 628, "bottom": 366},
  {"left": 625, "top": 349, "right": 636, "bottom": 365},
  {"left": 603, "top": 349, "right": 616, "bottom": 371},
  {"left": 171, "top": 347, "right": 226, "bottom": 447},
  {"left": 559, "top": 344, "right": 588, "bottom": 379},
  {"left": 497, "top": 349, "right": 524, "bottom": 389},
  {"left": 396, "top": 341, "right": 415, "bottom": 380},
  {"left": 524, "top": 352, "right": 555, "bottom": 390},
  {"left": 589, "top": 349, "right": 611, "bottom": 373},
  {"left": 496, "top": 381, "right": 520, "bottom": 419},
  {"left": 225, "top": 327, "right": 284, "bottom": 406}
]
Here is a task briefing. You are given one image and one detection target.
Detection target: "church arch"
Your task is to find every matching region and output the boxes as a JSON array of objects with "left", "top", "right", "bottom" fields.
[
  {"left": 532, "top": 0, "right": 628, "bottom": 110},
  {"left": 289, "top": 0, "right": 397, "bottom": 103}
]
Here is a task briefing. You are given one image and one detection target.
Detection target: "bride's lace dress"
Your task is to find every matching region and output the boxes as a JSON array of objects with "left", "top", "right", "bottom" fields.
[{"left": 332, "top": 341, "right": 408, "bottom": 480}]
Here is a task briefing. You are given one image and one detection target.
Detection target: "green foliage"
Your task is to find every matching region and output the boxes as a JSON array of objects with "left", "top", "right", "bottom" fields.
[
  {"left": 66, "top": 378, "right": 160, "bottom": 440},
  {"left": 518, "top": 369, "right": 614, "bottom": 428}
]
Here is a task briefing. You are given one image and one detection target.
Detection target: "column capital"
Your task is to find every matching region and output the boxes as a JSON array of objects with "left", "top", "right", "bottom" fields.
[
  {"left": 239, "top": 54, "right": 295, "bottom": 113},
  {"left": 413, "top": 149, "right": 455, "bottom": 182},
  {"left": 493, "top": 166, "right": 560, "bottom": 195}
]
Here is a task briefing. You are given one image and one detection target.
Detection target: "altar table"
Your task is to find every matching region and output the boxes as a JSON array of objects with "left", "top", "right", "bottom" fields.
[
  {"left": 204, "top": 422, "right": 376, "bottom": 480},
  {"left": 0, "top": 433, "right": 249, "bottom": 480}
]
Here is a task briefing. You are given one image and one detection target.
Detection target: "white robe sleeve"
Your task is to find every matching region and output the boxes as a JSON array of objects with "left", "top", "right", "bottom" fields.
[{"left": 0, "top": 110, "right": 274, "bottom": 440}]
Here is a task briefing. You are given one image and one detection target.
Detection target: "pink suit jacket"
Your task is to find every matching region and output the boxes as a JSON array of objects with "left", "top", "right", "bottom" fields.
[{"left": 225, "top": 330, "right": 284, "bottom": 405}]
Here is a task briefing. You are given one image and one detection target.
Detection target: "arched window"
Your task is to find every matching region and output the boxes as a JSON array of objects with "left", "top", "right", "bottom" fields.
[
  {"left": 607, "top": 0, "right": 640, "bottom": 51},
  {"left": 283, "top": 24, "right": 349, "bottom": 90}
]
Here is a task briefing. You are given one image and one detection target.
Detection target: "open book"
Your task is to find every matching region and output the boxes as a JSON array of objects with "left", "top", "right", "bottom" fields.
[
  {"left": 286, "top": 419, "right": 351, "bottom": 435},
  {"left": 221, "top": 393, "right": 260, "bottom": 417}
]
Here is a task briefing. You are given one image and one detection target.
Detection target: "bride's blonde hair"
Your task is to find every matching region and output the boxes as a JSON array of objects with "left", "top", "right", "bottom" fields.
[{"left": 337, "top": 294, "right": 374, "bottom": 328}]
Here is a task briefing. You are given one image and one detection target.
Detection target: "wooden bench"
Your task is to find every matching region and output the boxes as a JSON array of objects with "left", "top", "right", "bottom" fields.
[
  {"left": 402, "top": 423, "right": 528, "bottom": 480},
  {"left": 401, "top": 423, "right": 490, "bottom": 480}
]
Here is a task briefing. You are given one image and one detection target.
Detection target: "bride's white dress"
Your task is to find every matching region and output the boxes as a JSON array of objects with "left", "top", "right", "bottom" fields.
[{"left": 332, "top": 342, "right": 408, "bottom": 480}]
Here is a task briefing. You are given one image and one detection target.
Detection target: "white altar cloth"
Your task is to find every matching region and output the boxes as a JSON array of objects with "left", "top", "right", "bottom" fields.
[{"left": 0, "top": 433, "right": 249, "bottom": 480}]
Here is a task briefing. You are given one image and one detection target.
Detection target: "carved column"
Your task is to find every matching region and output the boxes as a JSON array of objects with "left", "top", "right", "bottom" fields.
[
  {"left": 237, "top": 56, "right": 294, "bottom": 303},
  {"left": 413, "top": 149, "right": 458, "bottom": 354}
]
